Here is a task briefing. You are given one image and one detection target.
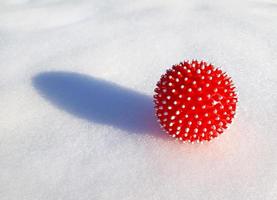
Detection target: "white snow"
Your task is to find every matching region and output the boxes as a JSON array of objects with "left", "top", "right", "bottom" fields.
[{"left": 0, "top": 0, "right": 277, "bottom": 199}]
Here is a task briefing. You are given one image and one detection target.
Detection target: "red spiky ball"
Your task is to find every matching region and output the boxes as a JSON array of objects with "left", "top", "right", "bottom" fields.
[{"left": 154, "top": 60, "right": 237, "bottom": 143}]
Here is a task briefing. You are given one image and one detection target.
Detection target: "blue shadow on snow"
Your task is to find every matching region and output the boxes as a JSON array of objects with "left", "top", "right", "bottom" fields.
[{"left": 33, "top": 71, "right": 162, "bottom": 136}]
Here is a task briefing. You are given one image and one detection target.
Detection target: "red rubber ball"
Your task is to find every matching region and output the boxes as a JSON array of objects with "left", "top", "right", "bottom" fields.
[{"left": 154, "top": 60, "right": 238, "bottom": 143}]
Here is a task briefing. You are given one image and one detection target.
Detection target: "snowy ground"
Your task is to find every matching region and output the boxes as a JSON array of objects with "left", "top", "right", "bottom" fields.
[{"left": 0, "top": 0, "right": 277, "bottom": 199}]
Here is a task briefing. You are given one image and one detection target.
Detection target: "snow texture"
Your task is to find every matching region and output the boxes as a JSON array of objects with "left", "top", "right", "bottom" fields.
[{"left": 0, "top": 0, "right": 277, "bottom": 199}]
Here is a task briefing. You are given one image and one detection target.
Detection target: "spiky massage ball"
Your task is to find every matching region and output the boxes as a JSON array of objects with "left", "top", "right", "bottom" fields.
[{"left": 154, "top": 60, "right": 237, "bottom": 143}]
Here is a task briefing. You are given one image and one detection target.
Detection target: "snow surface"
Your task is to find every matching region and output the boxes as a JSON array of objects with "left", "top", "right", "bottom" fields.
[{"left": 0, "top": 0, "right": 277, "bottom": 199}]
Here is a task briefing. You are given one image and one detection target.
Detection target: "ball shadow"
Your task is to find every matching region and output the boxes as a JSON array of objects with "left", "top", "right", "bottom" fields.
[{"left": 32, "top": 71, "right": 163, "bottom": 137}]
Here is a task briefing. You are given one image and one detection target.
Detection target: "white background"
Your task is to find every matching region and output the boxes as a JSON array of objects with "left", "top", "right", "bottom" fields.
[{"left": 0, "top": 0, "right": 277, "bottom": 199}]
